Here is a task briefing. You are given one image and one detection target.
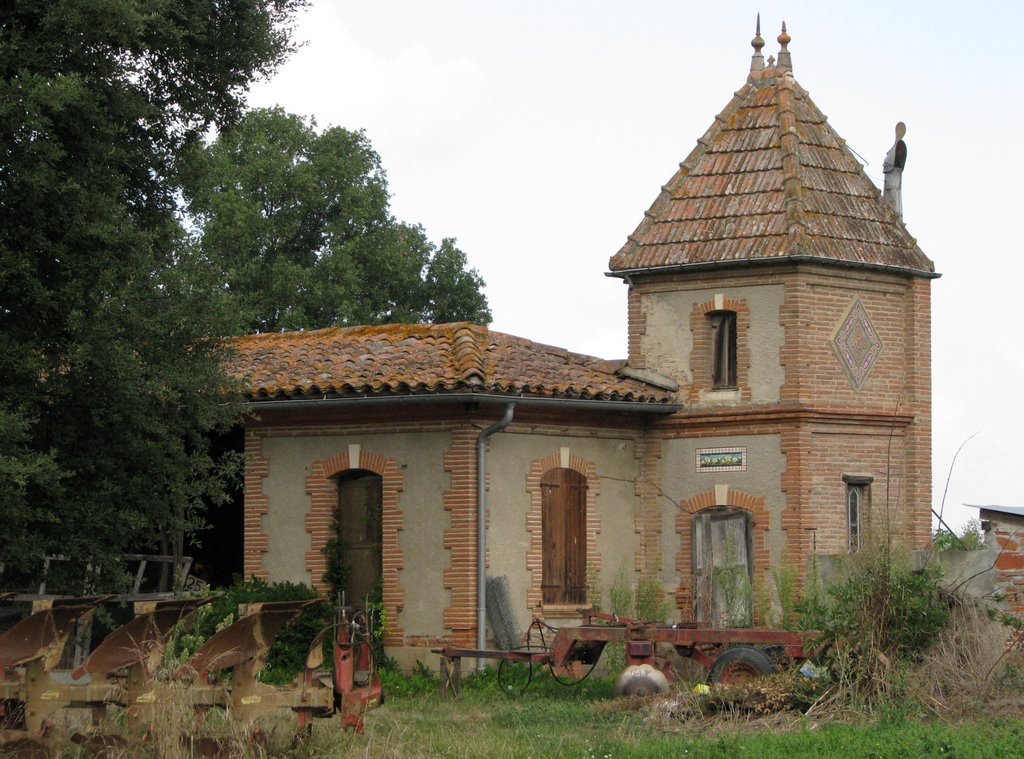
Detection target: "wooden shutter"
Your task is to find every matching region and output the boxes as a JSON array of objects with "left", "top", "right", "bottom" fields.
[{"left": 541, "top": 468, "right": 587, "bottom": 605}]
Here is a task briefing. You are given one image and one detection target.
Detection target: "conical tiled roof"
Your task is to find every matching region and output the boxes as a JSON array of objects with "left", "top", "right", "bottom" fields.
[{"left": 609, "top": 29, "right": 935, "bottom": 277}]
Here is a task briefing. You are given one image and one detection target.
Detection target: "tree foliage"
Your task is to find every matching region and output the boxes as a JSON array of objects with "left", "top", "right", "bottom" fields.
[
  {"left": 0, "top": 0, "right": 305, "bottom": 587},
  {"left": 180, "top": 107, "right": 491, "bottom": 333},
  {"left": 932, "top": 518, "right": 985, "bottom": 552}
]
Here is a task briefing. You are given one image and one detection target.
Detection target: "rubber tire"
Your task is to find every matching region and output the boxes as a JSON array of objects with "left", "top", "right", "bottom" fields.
[{"left": 706, "top": 646, "right": 775, "bottom": 685}]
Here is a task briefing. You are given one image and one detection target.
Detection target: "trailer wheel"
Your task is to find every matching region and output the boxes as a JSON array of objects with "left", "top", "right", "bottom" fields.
[
  {"left": 706, "top": 646, "right": 774, "bottom": 685},
  {"left": 497, "top": 658, "right": 533, "bottom": 697}
]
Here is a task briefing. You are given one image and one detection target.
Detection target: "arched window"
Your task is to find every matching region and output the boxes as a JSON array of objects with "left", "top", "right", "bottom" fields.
[
  {"left": 333, "top": 469, "right": 383, "bottom": 606},
  {"left": 842, "top": 474, "right": 873, "bottom": 553},
  {"left": 707, "top": 310, "right": 737, "bottom": 388},
  {"left": 541, "top": 468, "right": 587, "bottom": 605}
]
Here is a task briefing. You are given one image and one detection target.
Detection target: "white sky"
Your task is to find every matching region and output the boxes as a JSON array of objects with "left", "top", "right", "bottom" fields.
[{"left": 249, "top": 1, "right": 1024, "bottom": 532}]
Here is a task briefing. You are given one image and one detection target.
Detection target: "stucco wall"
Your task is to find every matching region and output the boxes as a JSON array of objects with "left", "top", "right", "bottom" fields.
[
  {"left": 640, "top": 284, "right": 785, "bottom": 402},
  {"left": 486, "top": 430, "right": 641, "bottom": 631},
  {"left": 660, "top": 434, "right": 787, "bottom": 567},
  {"left": 259, "top": 431, "right": 450, "bottom": 637}
]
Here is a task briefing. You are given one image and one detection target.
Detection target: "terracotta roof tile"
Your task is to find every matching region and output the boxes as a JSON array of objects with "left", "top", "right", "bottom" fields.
[
  {"left": 610, "top": 62, "right": 935, "bottom": 276},
  {"left": 229, "top": 323, "right": 672, "bottom": 404}
]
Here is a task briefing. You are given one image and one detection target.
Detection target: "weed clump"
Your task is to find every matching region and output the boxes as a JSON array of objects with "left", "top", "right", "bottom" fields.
[{"left": 798, "top": 546, "right": 949, "bottom": 712}]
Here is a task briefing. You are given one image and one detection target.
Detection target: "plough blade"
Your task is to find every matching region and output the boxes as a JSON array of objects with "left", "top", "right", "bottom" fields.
[
  {"left": 188, "top": 598, "right": 323, "bottom": 676},
  {"left": 73, "top": 597, "right": 213, "bottom": 679},
  {"left": 186, "top": 599, "right": 333, "bottom": 726},
  {"left": 0, "top": 596, "right": 110, "bottom": 670}
]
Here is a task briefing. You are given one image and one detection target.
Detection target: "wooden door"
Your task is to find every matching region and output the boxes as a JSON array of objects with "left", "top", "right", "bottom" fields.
[
  {"left": 337, "top": 470, "right": 383, "bottom": 607},
  {"left": 541, "top": 468, "right": 587, "bottom": 605},
  {"left": 692, "top": 507, "right": 753, "bottom": 627}
]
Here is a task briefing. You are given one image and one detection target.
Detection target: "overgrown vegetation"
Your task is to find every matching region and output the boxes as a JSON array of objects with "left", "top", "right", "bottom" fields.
[
  {"left": 168, "top": 578, "right": 327, "bottom": 684},
  {"left": 797, "top": 547, "right": 950, "bottom": 710}
]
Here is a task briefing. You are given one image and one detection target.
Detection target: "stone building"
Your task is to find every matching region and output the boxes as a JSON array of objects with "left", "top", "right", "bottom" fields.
[{"left": 229, "top": 25, "right": 937, "bottom": 667}]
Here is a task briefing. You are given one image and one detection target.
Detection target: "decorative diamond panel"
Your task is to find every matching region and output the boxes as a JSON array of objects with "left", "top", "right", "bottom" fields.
[{"left": 832, "top": 299, "right": 883, "bottom": 389}]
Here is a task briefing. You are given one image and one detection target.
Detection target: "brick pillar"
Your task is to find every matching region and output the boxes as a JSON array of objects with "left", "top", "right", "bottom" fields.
[
  {"left": 442, "top": 426, "right": 479, "bottom": 646},
  {"left": 243, "top": 430, "right": 270, "bottom": 581},
  {"left": 903, "top": 277, "right": 933, "bottom": 548}
]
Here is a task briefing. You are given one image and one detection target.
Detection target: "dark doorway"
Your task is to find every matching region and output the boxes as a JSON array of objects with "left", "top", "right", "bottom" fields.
[
  {"left": 185, "top": 424, "right": 245, "bottom": 589},
  {"left": 335, "top": 469, "right": 383, "bottom": 607}
]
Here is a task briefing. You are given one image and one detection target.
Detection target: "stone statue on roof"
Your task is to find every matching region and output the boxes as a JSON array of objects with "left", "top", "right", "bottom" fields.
[{"left": 882, "top": 121, "right": 907, "bottom": 220}]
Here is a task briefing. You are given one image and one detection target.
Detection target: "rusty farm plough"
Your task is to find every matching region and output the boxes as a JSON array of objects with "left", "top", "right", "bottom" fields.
[{"left": 0, "top": 595, "right": 382, "bottom": 757}]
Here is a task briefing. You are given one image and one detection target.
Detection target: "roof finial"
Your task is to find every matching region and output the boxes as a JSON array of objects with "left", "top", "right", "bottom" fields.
[
  {"left": 777, "top": 21, "right": 792, "bottom": 71},
  {"left": 750, "top": 13, "right": 765, "bottom": 73}
]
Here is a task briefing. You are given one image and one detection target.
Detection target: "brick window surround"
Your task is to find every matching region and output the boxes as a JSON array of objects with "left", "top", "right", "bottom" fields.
[
  {"left": 305, "top": 449, "right": 405, "bottom": 645},
  {"left": 689, "top": 296, "right": 752, "bottom": 403},
  {"left": 525, "top": 452, "right": 601, "bottom": 618},
  {"left": 675, "top": 486, "right": 769, "bottom": 621}
]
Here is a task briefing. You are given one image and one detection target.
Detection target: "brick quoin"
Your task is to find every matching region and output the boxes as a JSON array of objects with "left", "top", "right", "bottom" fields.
[
  {"left": 635, "top": 431, "right": 663, "bottom": 575},
  {"left": 442, "top": 426, "right": 479, "bottom": 646},
  {"left": 242, "top": 430, "right": 271, "bottom": 581}
]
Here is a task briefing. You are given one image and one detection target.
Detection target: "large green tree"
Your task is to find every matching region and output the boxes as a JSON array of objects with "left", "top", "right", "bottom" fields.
[
  {"left": 0, "top": 1, "right": 305, "bottom": 588},
  {"left": 180, "top": 107, "right": 491, "bottom": 333}
]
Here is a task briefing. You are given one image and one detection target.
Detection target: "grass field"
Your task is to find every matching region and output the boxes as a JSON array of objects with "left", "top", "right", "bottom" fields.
[{"left": 278, "top": 670, "right": 1024, "bottom": 759}]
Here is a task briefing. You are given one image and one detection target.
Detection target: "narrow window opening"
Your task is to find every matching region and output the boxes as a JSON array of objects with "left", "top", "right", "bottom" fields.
[
  {"left": 848, "top": 487, "right": 861, "bottom": 552},
  {"left": 843, "top": 475, "right": 873, "bottom": 553},
  {"left": 708, "top": 310, "right": 737, "bottom": 388}
]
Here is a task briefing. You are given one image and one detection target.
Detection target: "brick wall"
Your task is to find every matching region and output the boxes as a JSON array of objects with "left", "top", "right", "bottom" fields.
[
  {"left": 629, "top": 261, "right": 933, "bottom": 590},
  {"left": 985, "top": 512, "right": 1024, "bottom": 614}
]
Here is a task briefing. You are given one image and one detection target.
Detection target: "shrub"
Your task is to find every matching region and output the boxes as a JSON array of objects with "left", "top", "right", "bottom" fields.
[
  {"left": 171, "top": 577, "right": 328, "bottom": 683},
  {"left": 798, "top": 547, "right": 949, "bottom": 709}
]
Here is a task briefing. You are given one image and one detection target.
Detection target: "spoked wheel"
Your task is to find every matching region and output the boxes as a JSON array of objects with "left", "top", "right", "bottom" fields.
[
  {"left": 497, "top": 657, "right": 533, "bottom": 697},
  {"left": 706, "top": 646, "right": 775, "bottom": 685},
  {"left": 550, "top": 657, "right": 599, "bottom": 687}
]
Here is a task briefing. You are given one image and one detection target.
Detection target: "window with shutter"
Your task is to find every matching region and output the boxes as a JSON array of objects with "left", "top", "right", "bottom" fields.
[{"left": 541, "top": 468, "right": 587, "bottom": 605}]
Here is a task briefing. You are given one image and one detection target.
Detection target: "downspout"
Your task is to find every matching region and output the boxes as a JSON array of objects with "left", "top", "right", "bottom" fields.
[{"left": 476, "top": 402, "right": 515, "bottom": 666}]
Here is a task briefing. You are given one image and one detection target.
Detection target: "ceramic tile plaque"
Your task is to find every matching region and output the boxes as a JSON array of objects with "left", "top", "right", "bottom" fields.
[{"left": 696, "top": 447, "right": 747, "bottom": 473}]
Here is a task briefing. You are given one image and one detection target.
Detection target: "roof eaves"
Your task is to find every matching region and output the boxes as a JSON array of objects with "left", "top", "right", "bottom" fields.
[
  {"left": 606, "top": 254, "right": 941, "bottom": 280},
  {"left": 241, "top": 391, "right": 682, "bottom": 414}
]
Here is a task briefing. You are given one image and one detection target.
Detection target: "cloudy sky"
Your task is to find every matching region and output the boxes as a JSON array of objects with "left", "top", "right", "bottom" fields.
[{"left": 249, "top": 1, "right": 1024, "bottom": 531}]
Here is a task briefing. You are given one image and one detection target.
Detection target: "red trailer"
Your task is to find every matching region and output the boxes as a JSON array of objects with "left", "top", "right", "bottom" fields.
[{"left": 435, "top": 613, "right": 810, "bottom": 699}]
